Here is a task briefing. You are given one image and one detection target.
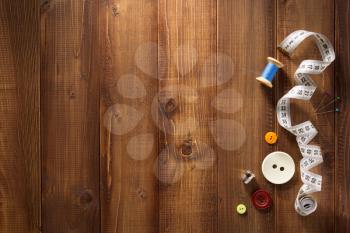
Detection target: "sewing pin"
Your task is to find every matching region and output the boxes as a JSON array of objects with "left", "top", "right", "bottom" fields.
[
  {"left": 316, "top": 108, "right": 340, "bottom": 115},
  {"left": 316, "top": 96, "right": 340, "bottom": 113},
  {"left": 314, "top": 92, "right": 330, "bottom": 112}
]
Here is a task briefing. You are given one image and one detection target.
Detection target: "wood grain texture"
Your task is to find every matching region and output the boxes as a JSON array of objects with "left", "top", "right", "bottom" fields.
[
  {"left": 0, "top": 1, "right": 345, "bottom": 232},
  {"left": 335, "top": 0, "right": 350, "bottom": 232},
  {"left": 0, "top": 1, "right": 40, "bottom": 232},
  {"left": 217, "top": 0, "right": 276, "bottom": 232},
  {"left": 276, "top": 1, "right": 335, "bottom": 233},
  {"left": 99, "top": 0, "right": 159, "bottom": 233},
  {"left": 41, "top": 0, "right": 100, "bottom": 232},
  {"left": 158, "top": 0, "right": 218, "bottom": 232}
]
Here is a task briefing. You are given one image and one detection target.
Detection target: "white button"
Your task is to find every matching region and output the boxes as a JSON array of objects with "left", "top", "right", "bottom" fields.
[{"left": 262, "top": 151, "right": 295, "bottom": 184}]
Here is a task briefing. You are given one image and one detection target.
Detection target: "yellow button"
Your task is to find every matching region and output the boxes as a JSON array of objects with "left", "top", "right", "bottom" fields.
[
  {"left": 236, "top": 204, "right": 247, "bottom": 215},
  {"left": 265, "top": 132, "right": 278, "bottom": 144}
]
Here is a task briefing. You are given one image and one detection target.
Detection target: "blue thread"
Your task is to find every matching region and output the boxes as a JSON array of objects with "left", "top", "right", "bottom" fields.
[{"left": 262, "top": 63, "right": 279, "bottom": 82}]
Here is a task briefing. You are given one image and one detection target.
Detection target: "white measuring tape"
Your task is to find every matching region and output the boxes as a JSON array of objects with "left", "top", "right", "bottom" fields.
[{"left": 277, "top": 30, "right": 335, "bottom": 216}]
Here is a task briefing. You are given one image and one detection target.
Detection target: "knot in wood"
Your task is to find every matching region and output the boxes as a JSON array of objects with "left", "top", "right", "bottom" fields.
[
  {"left": 180, "top": 139, "right": 193, "bottom": 159},
  {"left": 137, "top": 188, "right": 147, "bottom": 199},
  {"left": 69, "top": 91, "right": 76, "bottom": 99},
  {"left": 164, "top": 98, "right": 177, "bottom": 114},
  {"left": 80, "top": 190, "right": 93, "bottom": 205},
  {"left": 111, "top": 4, "right": 120, "bottom": 16},
  {"left": 112, "top": 111, "right": 121, "bottom": 120}
]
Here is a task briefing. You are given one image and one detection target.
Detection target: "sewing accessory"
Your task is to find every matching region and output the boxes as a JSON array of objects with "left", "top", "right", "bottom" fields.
[
  {"left": 236, "top": 203, "right": 247, "bottom": 215},
  {"left": 251, "top": 189, "right": 272, "bottom": 210},
  {"left": 294, "top": 193, "right": 317, "bottom": 216},
  {"left": 241, "top": 170, "right": 255, "bottom": 184},
  {"left": 277, "top": 30, "right": 335, "bottom": 216},
  {"left": 314, "top": 92, "right": 330, "bottom": 112},
  {"left": 262, "top": 151, "right": 295, "bottom": 184},
  {"left": 315, "top": 96, "right": 340, "bottom": 113},
  {"left": 256, "top": 57, "right": 284, "bottom": 88},
  {"left": 264, "top": 131, "right": 278, "bottom": 144},
  {"left": 316, "top": 108, "right": 340, "bottom": 115}
]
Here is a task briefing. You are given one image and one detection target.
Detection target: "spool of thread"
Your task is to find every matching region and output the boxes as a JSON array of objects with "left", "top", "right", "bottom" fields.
[{"left": 256, "top": 57, "right": 284, "bottom": 88}]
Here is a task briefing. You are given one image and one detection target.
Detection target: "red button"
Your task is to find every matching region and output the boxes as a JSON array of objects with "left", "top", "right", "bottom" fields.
[{"left": 252, "top": 189, "right": 272, "bottom": 210}]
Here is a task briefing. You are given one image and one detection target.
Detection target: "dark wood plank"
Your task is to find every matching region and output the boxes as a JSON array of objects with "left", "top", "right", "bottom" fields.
[
  {"left": 0, "top": 1, "right": 40, "bottom": 232},
  {"left": 335, "top": 0, "right": 350, "bottom": 232},
  {"left": 276, "top": 1, "right": 335, "bottom": 233},
  {"left": 158, "top": 0, "right": 218, "bottom": 232},
  {"left": 41, "top": 0, "right": 100, "bottom": 232},
  {"left": 99, "top": 0, "right": 159, "bottom": 232},
  {"left": 217, "top": 0, "right": 276, "bottom": 232}
]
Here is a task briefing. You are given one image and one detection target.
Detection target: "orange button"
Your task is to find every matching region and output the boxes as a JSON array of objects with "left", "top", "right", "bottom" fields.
[{"left": 265, "top": 132, "right": 278, "bottom": 144}]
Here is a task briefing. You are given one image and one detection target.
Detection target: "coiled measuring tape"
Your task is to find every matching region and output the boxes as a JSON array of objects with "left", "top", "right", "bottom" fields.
[{"left": 276, "top": 30, "right": 335, "bottom": 216}]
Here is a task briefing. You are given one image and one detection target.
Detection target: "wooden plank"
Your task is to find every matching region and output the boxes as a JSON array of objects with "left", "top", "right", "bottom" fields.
[
  {"left": 158, "top": 0, "right": 218, "bottom": 232},
  {"left": 0, "top": 1, "right": 40, "bottom": 232},
  {"left": 335, "top": 0, "right": 350, "bottom": 232},
  {"left": 276, "top": 1, "right": 335, "bottom": 233},
  {"left": 217, "top": 0, "right": 276, "bottom": 232},
  {"left": 41, "top": 0, "right": 100, "bottom": 232},
  {"left": 99, "top": 0, "right": 159, "bottom": 233}
]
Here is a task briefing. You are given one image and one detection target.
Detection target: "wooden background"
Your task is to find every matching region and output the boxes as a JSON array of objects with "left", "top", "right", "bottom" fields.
[{"left": 0, "top": 0, "right": 349, "bottom": 232}]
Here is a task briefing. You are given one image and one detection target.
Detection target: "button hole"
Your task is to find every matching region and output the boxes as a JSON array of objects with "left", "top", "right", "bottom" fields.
[
  {"left": 272, "top": 164, "right": 277, "bottom": 169},
  {"left": 280, "top": 167, "right": 285, "bottom": 171}
]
